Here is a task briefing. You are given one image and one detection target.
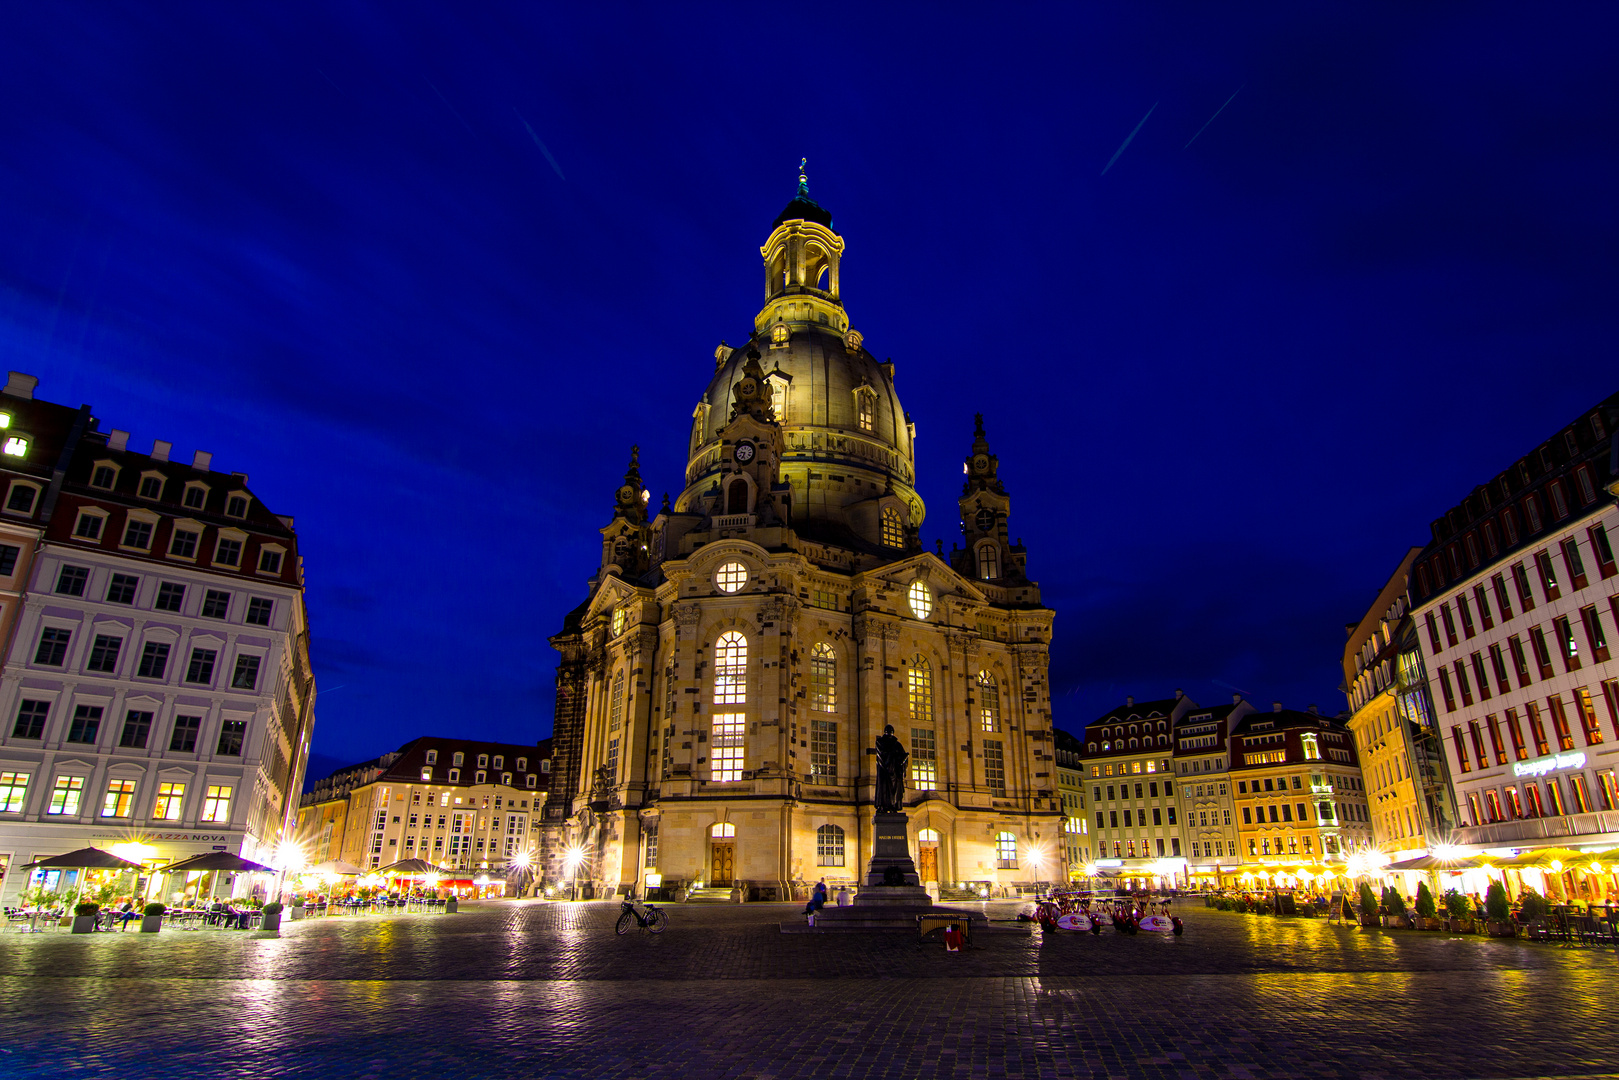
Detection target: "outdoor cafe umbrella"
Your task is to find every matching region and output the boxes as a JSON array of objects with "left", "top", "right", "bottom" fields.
[
  {"left": 163, "top": 851, "right": 276, "bottom": 910},
  {"left": 309, "top": 858, "right": 364, "bottom": 876},
  {"left": 376, "top": 858, "right": 442, "bottom": 877},
  {"left": 18, "top": 846, "right": 147, "bottom": 912}
]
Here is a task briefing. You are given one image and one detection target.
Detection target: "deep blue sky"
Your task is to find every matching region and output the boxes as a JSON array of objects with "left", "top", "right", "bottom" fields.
[{"left": 2, "top": 5, "right": 1614, "bottom": 776}]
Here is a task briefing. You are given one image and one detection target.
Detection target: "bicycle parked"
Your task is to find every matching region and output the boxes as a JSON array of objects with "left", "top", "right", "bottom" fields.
[{"left": 616, "top": 894, "right": 667, "bottom": 935}]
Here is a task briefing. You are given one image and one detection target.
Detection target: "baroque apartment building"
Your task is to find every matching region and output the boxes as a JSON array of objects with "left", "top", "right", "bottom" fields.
[
  {"left": 1172, "top": 697, "right": 1252, "bottom": 885},
  {"left": 545, "top": 175, "right": 1063, "bottom": 900},
  {"left": 1408, "top": 391, "right": 1619, "bottom": 869},
  {"left": 1342, "top": 548, "right": 1457, "bottom": 861},
  {"left": 1053, "top": 727, "right": 1090, "bottom": 878},
  {"left": 1230, "top": 705, "right": 1372, "bottom": 875},
  {"left": 1080, "top": 694, "right": 1197, "bottom": 882},
  {"left": 0, "top": 374, "right": 315, "bottom": 902},
  {"left": 296, "top": 737, "right": 551, "bottom": 879}
]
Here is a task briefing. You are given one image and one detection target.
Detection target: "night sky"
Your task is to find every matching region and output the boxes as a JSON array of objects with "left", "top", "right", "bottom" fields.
[{"left": 1, "top": 6, "right": 1614, "bottom": 778}]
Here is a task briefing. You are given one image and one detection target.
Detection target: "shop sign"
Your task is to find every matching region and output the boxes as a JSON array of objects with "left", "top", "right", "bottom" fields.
[{"left": 1514, "top": 751, "right": 1585, "bottom": 778}]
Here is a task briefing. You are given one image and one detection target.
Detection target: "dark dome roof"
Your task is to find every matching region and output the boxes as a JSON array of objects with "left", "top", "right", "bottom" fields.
[{"left": 773, "top": 190, "right": 834, "bottom": 230}]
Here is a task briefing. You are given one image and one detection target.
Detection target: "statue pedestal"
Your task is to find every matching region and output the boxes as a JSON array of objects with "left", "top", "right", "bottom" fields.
[{"left": 854, "top": 811, "right": 932, "bottom": 907}]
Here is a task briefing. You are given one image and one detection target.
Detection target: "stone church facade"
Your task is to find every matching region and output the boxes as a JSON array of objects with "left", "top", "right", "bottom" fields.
[{"left": 544, "top": 175, "right": 1061, "bottom": 899}]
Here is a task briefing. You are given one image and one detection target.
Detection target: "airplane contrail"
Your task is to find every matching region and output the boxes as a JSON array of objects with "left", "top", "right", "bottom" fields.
[
  {"left": 425, "top": 78, "right": 477, "bottom": 138},
  {"left": 1185, "top": 85, "right": 1244, "bottom": 149},
  {"left": 1100, "top": 102, "right": 1157, "bottom": 176},
  {"left": 515, "top": 109, "right": 566, "bottom": 180}
]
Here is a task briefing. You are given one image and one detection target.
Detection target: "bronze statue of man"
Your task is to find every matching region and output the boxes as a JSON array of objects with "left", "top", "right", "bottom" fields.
[{"left": 874, "top": 723, "right": 908, "bottom": 813}]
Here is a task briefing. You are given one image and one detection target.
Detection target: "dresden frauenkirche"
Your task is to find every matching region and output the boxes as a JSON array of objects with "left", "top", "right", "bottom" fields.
[{"left": 542, "top": 172, "right": 1061, "bottom": 901}]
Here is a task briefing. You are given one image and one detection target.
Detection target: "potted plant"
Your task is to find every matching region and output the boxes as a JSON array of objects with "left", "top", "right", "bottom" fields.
[
  {"left": 71, "top": 901, "right": 101, "bottom": 934},
  {"left": 1380, "top": 886, "right": 1409, "bottom": 928},
  {"left": 1357, "top": 882, "right": 1380, "bottom": 927},
  {"left": 445, "top": 894, "right": 459, "bottom": 913},
  {"left": 289, "top": 894, "right": 306, "bottom": 920},
  {"left": 140, "top": 902, "right": 165, "bottom": 933},
  {"left": 259, "top": 901, "right": 283, "bottom": 932},
  {"left": 1517, "top": 888, "right": 1548, "bottom": 940},
  {"left": 1484, "top": 882, "right": 1515, "bottom": 936},
  {"left": 1412, "top": 882, "right": 1441, "bottom": 929},
  {"left": 1443, "top": 889, "right": 1474, "bottom": 933}
]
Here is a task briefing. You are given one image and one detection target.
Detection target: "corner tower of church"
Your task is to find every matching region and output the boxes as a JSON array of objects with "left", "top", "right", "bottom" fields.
[{"left": 544, "top": 170, "right": 1059, "bottom": 902}]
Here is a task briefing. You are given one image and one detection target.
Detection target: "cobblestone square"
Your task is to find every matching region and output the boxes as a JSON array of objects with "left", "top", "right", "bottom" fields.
[{"left": 2, "top": 900, "right": 1616, "bottom": 1079}]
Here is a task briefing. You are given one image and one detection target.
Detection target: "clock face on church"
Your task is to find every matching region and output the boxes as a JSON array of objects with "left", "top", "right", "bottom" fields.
[{"left": 734, "top": 441, "right": 756, "bottom": 464}]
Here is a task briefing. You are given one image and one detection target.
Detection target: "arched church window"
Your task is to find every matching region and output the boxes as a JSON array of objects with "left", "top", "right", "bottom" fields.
[
  {"left": 711, "top": 822, "right": 735, "bottom": 838},
  {"left": 977, "top": 671, "right": 1001, "bottom": 732},
  {"left": 881, "top": 506, "right": 903, "bottom": 547},
  {"left": 713, "top": 631, "right": 747, "bottom": 705},
  {"left": 816, "top": 824, "right": 845, "bottom": 866},
  {"left": 726, "top": 478, "right": 749, "bottom": 515},
  {"left": 908, "top": 656, "right": 932, "bottom": 722},
  {"left": 715, "top": 561, "right": 747, "bottom": 593},
  {"left": 609, "top": 670, "right": 624, "bottom": 732},
  {"left": 611, "top": 607, "right": 628, "bottom": 636},
  {"left": 908, "top": 579, "right": 932, "bottom": 620},
  {"left": 810, "top": 643, "right": 836, "bottom": 713},
  {"left": 976, "top": 541, "right": 1000, "bottom": 581},
  {"left": 858, "top": 394, "right": 874, "bottom": 432}
]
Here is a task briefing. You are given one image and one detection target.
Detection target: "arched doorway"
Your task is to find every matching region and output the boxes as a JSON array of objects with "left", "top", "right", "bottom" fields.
[
  {"left": 710, "top": 822, "right": 735, "bottom": 886},
  {"left": 917, "top": 828, "right": 941, "bottom": 885},
  {"left": 726, "top": 479, "right": 749, "bottom": 515}
]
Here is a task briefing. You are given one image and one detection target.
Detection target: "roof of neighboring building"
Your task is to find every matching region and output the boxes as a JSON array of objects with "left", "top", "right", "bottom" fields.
[
  {"left": 1083, "top": 698, "right": 1181, "bottom": 731},
  {"left": 378, "top": 736, "right": 552, "bottom": 791}
]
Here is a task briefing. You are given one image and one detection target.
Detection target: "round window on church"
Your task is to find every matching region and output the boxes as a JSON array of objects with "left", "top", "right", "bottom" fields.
[
  {"left": 716, "top": 561, "right": 748, "bottom": 594},
  {"left": 908, "top": 580, "right": 932, "bottom": 620}
]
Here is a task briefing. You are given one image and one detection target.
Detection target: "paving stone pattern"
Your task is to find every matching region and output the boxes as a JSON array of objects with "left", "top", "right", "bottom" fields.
[{"left": 1, "top": 900, "right": 1615, "bottom": 1079}]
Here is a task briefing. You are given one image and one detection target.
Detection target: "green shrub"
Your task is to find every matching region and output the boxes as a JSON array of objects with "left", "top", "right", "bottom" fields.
[
  {"left": 1358, "top": 882, "right": 1379, "bottom": 917},
  {"left": 1485, "top": 882, "right": 1509, "bottom": 921},
  {"left": 1414, "top": 882, "right": 1436, "bottom": 918},
  {"left": 1517, "top": 889, "right": 1547, "bottom": 923},
  {"left": 143, "top": 902, "right": 166, "bottom": 916},
  {"left": 1382, "top": 886, "right": 1407, "bottom": 916},
  {"left": 1443, "top": 890, "right": 1470, "bottom": 920},
  {"left": 74, "top": 902, "right": 100, "bottom": 917},
  {"left": 261, "top": 902, "right": 283, "bottom": 916}
]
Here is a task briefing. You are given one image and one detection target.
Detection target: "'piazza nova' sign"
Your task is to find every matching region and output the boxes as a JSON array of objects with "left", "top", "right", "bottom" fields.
[{"left": 1513, "top": 751, "right": 1586, "bottom": 779}]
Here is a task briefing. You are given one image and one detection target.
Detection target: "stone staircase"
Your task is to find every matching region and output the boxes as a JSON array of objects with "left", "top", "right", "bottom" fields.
[
  {"left": 938, "top": 885, "right": 986, "bottom": 902},
  {"left": 683, "top": 885, "right": 736, "bottom": 903}
]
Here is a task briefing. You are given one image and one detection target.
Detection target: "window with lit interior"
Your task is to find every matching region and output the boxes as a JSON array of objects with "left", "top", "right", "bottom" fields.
[
  {"left": 976, "top": 541, "right": 1000, "bottom": 581},
  {"left": 816, "top": 823, "right": 845, "bottom": 866},
  {"left": 715, "top": 561, "right": 747, "bottom": 593},
  {"left": 881, "top": 507, "right": 903, "bottom": 548},
  {"left": 809, "top": 642, "right": 836, "bottom": 712},
  {"left": 908, "top": 580, "right": 932, "bottom": 620},
  {"left": 977, "top": 671, "right": 1001, "bottom": 732},
  {"left": 908, "top": 656, "right": 932, "bottom": 722}
]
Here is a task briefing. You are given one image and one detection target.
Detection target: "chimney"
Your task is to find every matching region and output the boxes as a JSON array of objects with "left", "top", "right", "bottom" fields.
[
  {"left": 1174, "top": 688, "right": 1184, "bottom": 700},
  {"left": 192, "top": 450, "right": 212, "bottom": 471},
  {"left": 1308, "top": 704, "right": 1319, "bottom": 715},
  {"left": 1125, "top": 695, "right": 1134, "bottom": 707},
  {"left": 108, "top": 430, "right": 130, "bottom": 452},
  {"left": 152, "top": 440, "right": 171, "bottom": 462},
  {"left": 3, "top": 372, "right": 38, "bottom": 399},
  {"left": 232, "top": 471, "right": 249, "bottom": 485},
  {"left": 1232, "top": 693, "right": 1241, "bottom": 705},
  {"left": 1273, "top": 701, "right": 1283, "bottom": 713}
]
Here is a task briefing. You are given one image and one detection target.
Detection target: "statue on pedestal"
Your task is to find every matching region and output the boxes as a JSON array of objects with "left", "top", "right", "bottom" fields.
[{"left": 874, "top": 724, "right": 907, "bottom": 813}]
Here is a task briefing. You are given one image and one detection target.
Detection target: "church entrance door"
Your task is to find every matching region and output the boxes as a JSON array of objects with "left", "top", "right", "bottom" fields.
[
  {"left": 711, "top": 842, "right": 735, "bottom": 886},
  {"left": 918, "top": 844, "right": 939, "bottom": 884}
]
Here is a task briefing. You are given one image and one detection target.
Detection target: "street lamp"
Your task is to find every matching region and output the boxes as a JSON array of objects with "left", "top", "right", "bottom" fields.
[{"left": 561, "top": 844, "right": 587, "bottom": 901}]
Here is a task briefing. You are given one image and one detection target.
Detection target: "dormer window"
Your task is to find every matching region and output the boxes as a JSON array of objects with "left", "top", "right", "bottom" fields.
[
  {"left": 258, "top": 546, "right": 285, "bottom": 575},
  {"left": 139, "top": 474, "right": 164, "bottom": 500},
  {"left": 475, "top": 770, "right": 487, "bottom": 784},
  {"left": 5, "top": 481, "right": 40, "bottom": 514},
  {"left": 516, "top": 757, "right": 527, "bottom": 772},
  {"left": 214, "top": 536, "right": 243, "bottom": 567},
  {"left": 501, "top": 773, "right": 512, "bottom": 786},
  {"left": 182, "top": 483, "right": 207, "bottom": 510},
  {"left": 226, "top": 494, "right": 249, "bottom": 518},
  {"left": 73, "top": 508, "right": 108, "bottom": 541},
  {"left": 448, "top": 768, "right": 460, "bottom": 782},
  {"left": 540, "top": 759, "right": 550, "bottom": 773},
  {"left": 527, "top": 774, "right": 538, "bottom": 788},
  {"left": 425, "top": 750, "right": 438, "bottom": 764},
  {"left": 492, "top": 756, "right": 503, "bottom": 769},
  {"left": 3, "top": 436, "right": 28, "bottom": 458},
  {"left": 421, "top": 767, "right": 433, "bottom": 781},
  {"left": 91, "top": 463, "right": 118, "bottom": 489},
  {"left": 478, "top": 754, "right": 489, "bottom": 768},
  {"left": 452, "top": 752, "right": 464, "bottom": 766}
]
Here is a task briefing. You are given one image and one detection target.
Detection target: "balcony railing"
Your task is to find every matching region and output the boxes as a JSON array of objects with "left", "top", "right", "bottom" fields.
[
  {"left": 1453, "top": 810, "right": 1619, "bottom": 848},
  {"left": 711, "top": 513, "right": 754, "bottom": 530}
]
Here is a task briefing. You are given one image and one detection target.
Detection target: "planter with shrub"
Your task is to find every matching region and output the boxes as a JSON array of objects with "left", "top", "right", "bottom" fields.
[
  {"left": 1380, "top": 886, "right": 1409, "bottom": 928},
  {"left": 260, "top": 901, "right": 283, "bottom": 932},
  {"left": 71, "top": 901, "right": 100, "bottom": 934},
  {"left": 1517, "top": 889, "right": 1549, "bottom": 940},
  {"left": 1412, "top": 883, "right": 1443, "bottom": 930},
  {"left": 1443, "top": 889, "right": 1475, "bottom": 933},
  {"left": 1484, "top": 882, "right": 1516, "bottom": 937},
  {"left": 140, "top": 902, "right": 165, "bottom": 933},
  {"left": 1357, "top": 882, "right": 1381, "bottom": 927},
  {"left": 289, "top": 895, "right": 305, "bottom": 921}
]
